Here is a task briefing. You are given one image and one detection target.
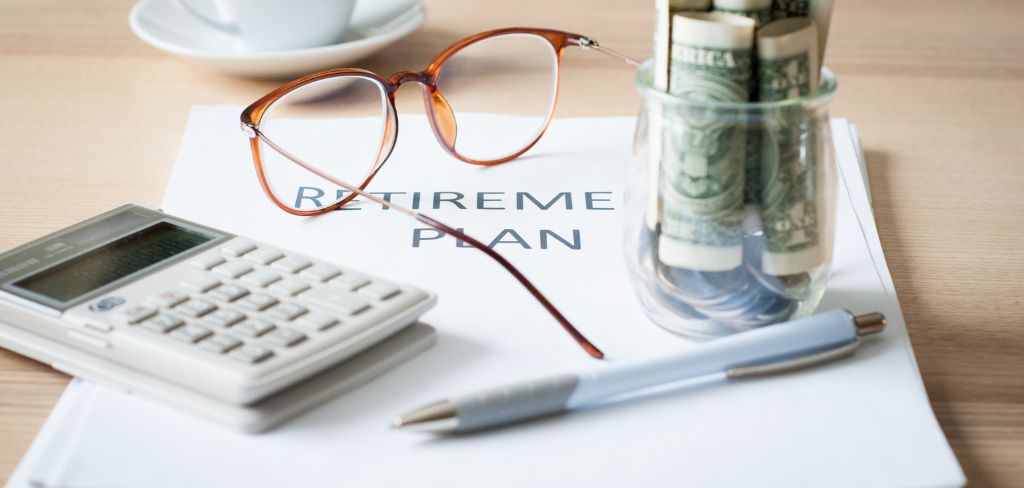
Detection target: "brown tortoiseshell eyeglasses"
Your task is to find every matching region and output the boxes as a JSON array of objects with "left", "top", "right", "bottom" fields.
[{"left": 241, "top": 27, "right": 638, "bottom": 359}]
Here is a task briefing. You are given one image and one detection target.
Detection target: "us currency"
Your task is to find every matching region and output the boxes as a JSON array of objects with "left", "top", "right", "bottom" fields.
[
  {"left": 712, "top": 0, "right": 772, "bottom": 27},
  {"left": 771, "top": 0, "right": 833, "bottom": 65},
  {"left": 658, "top": 12, "right": 755, "bottom": 271},
  {"left": 712, "top": 0, "right": 772, "bottom": 210},
  {"left": 757, "top": 17, "right": 826, "bottom": 275},
  {"left": 648, "top": 0, "right": 711, "bottom": 231},
  {"left": 655, "top": 0, "right": 713, "bottom": 91}
]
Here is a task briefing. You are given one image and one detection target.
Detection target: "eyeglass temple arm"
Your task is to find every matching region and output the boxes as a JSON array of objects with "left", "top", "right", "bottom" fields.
[
  {"left": 571, "top": 37, "right": 641, "bottom": 68},
  {"left": 253, "top": 130, "right": 606, "bottom": 360},
  {"left": 413, "top": 213, "right": 604, "bottom": 359}
]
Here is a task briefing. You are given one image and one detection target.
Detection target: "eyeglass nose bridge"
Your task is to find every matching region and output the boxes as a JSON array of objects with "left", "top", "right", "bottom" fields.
[
  {"left": 387, "top": 70, "right": 432, "bottom": 88},
  {"left": 386, "top": 71, "right": 458, "bottom": 149}
]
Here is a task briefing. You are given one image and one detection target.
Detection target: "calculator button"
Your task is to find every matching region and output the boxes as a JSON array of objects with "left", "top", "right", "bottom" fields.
[
  {"left": 267, "top": 303, "right": 308, "bottom": 321},
  {"left": 199, "top": 334, "right": 243, "bottom": 354},
  {"left": 237, "top": 293, "right": 278, "bottom": 311},
  {"left": 191, "top": 254, "right": 225, "bottom": 271},
  {"left": 302, "top": 288, "right": 370, "bottom": 315},
  {"left": 233, "top": 318, "right": 276, "bottom": 337},
  {"left": 213, "top": 261, "right": 254, "bottom": 279},
  {"left": 149, "top": 290, "right": 189, "bottom": 308},
  {"left": 295, "top": 311, "right": 338, "bottom": 332},
  {"left": 142, "top": 314, "right": 184, "bottom": 333},
  {"left": 269, "top": 279, "right": 310, "bottom": 297},
  {"left": 207, "top": 284, "right": 249, "bottom": 302},
  {"left": 265, "top": 328, "right": 306, "bottom": 347},
  {"left": 229, "top": 344, "right": 273, "bottom": 364},
  {"left": 244, "top": 248, "right": 284, "bottom": 265},
  {"left": 272, "top": 256, "right": 311, "bottom": 274},
  {"left": 88, "top": 296, "right": 126, "bottom": 313},
  {"left": 242, "top": 269, "right": 281, "bottom": 288},
  {"left": 329, "top": 273, "right": 369, "bottom": 291},
  {"left": 359, "top": 282, "right": 400, "bottom": 301},
  {"left": 175, "top": 299, "right": 217, "bottom": 318},
  {"left": 183, "top": 275, "right": 221, "bottom": 293},
  {"left": 171, "top": 324, "right": 213, "bottom": 343},
  {"left": 116, "top": 305, "right": 157, "bottom": 325},
  {"left": 300, "top": 265, "right": 340, "bottom": 282},
  {"left": 221, "top": 239, "right": 257, "bottom": 257},
  {"left": 205, "top": 308, "right": 245, "bottom": 328}
]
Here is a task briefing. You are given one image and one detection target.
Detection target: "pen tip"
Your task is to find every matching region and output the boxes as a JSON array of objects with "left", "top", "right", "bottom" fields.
[{"left": 389, "top": 400, "right": 458, "bottom": 434}]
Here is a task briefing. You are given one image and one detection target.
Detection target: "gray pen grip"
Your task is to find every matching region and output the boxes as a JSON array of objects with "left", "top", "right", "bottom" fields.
[{"left": 452, "top": 374, "right": 579, "bottom": 432}]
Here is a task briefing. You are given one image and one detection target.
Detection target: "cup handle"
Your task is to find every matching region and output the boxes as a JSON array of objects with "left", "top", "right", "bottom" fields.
[{"left": 172, "top": 0, "right": 240, "bottom": 35}]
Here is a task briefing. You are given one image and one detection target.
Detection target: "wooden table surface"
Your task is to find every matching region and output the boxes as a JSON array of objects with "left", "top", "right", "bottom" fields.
[{"left": 1, "top": 0, "right": 1022, "bottom": 485}]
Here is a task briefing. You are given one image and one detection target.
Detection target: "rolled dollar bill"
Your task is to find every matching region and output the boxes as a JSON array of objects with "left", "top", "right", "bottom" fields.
[
  {"left": 712, "top": 0, "right": 772, "bottom": 211},
  {"left": 712, "top": 0, "right": 772, "bottom": 27},
  {"left": 648, "top": 0, "right": 712, "bottom": 231},
  {"left": 757, "top": 17, "right": 826, "bottom": 275},
  {"left": 771, "top": 0, "right": 833, "bottom": 65},
  {"left": 655, "top": 0, "right": 713, "bottom": 91},
  {"left": 658, "top": 12, "right": 755, "bottom": 271}
]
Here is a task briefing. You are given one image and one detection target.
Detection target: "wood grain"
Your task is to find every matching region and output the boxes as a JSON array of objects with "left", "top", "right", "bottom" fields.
[{"left": 1, "top": 0, "right": 1022, "bottom": 485}]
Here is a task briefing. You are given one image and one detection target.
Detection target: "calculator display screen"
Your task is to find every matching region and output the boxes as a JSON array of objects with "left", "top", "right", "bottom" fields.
[{"left": 14, "top": 222, "right": 213, "bottom": 303}]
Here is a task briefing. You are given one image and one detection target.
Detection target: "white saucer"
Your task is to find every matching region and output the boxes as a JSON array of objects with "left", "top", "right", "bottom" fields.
[{"left": 129, "top": 0, "right": 426, "bottom": 78}]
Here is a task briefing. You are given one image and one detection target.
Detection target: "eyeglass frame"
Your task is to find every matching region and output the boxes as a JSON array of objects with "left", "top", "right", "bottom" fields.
[
  {"left": 241, "top": 27, "right": 638, "bottom": 359},
  {"left": 241, "top": 27, "right": 637, "bottom": 216}
]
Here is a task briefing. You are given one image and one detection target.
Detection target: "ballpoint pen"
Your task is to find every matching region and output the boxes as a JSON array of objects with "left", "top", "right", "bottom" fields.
[{"left": 392, "top": 309, "right": 886, "bottom": 434}]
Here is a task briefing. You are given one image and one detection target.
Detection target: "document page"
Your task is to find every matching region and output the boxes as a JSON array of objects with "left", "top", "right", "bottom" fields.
[{"left": 9, "top": 109, "right": 963, "bottom": 488}]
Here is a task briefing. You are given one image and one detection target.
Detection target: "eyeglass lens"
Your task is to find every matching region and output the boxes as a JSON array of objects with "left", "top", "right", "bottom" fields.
[
  {"left": 434, "top": 33, "right": 558, "bottom": 161},
  {"left": 258, "top": 75, "right": 390, "bottom": 212}
]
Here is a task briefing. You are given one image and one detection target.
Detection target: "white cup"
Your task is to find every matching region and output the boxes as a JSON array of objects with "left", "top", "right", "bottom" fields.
[{"left": 175, "top": 0, "right": 358, "bottom": 51}]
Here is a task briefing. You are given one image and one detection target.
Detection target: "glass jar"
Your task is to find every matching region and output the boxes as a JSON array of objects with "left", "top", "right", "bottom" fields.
[{"left": 625, "top": 61, "right": 838, "bottom": 339}]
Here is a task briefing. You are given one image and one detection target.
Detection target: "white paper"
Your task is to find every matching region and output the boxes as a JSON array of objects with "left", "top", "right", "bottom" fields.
[
  {"left": 849, "top": 122, "right": 871, "bottom": 204},
  {"left": 9, "top": 109, "right": 963, "bottom": 488}
]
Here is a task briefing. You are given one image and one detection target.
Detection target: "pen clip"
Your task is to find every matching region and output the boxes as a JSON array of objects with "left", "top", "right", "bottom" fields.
[{"left": 725, "top": 339, "right": 860, "bottom": 379}]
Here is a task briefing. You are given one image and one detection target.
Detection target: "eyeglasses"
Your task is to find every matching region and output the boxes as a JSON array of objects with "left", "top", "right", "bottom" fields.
[{"left": 241, "top": 27, "right": 637, "bottom": 359}]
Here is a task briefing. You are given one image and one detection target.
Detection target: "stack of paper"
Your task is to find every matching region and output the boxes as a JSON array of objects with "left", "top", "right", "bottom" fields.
[{"left": 9, "top": 109, "right": 963, "bottom": 487}]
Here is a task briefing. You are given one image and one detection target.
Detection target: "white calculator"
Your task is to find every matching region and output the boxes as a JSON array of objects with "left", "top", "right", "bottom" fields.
[{"left": 0, "top": 204, "right": 436, "bottom": 428}]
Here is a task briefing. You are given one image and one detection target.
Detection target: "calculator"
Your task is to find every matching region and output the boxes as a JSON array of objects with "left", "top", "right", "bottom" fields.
[{"left": 0, "top": 204, "right": 437, "bottom": 409}]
